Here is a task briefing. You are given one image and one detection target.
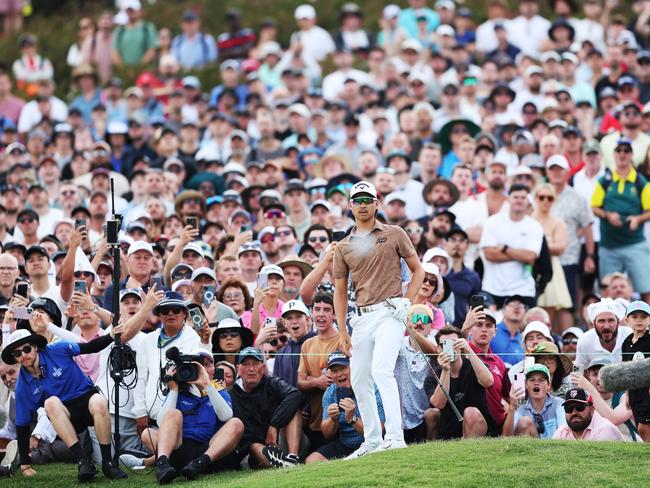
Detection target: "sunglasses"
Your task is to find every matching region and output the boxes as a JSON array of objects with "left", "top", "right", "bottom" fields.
[
  {"left": 276, "top": 230, "right": 292, "bottom": 237},
  {"left": 533, "top": 413, "right": 546, "bottom": 434},
  {"left": 219, "top": 331, "right": 241, "bottom": 339},
  {"left": 185, "top": 198, "right": 202, "bottom": 205},
  {"left": 18, "top": 217, "right": 36, "bottom": 224},
  {"left": 406, "top": 227, "right": 423, "bottom": 235},
  {"left": 158, "top": 306, "right": 183, "bottom": 315},
  {"left": 309, "top": 236, "right": 329, "bottom": 243},
  {"left": 173, "top": 271, "right": 191, "bottom": 279},
  {"left": 11, "top": 344, "right": 32, "bottom": 359},
  {"left": 74, "top": 271, "right": 93, "bottom": 278},
  {"left": 270, "top": 335, "right": 288, "bottom": 347},
  {"left": 562, "top": 338, "right": 579, "bottom": 345},
  {"left": 351, "top": 197, "right": 375, "bottom": 206},
  {"left": 564, "top": 403, "right": 588, "bottom": 414},
  {"left": 309, "top": 187, "right": 326, "bottom": 195},
  {"left": 223, "top": 292, "right": 244, "bottom": 300},
  {"left": 615, "top": 147, "right": 632, "bottom": 153},
  {"left": 411, "top": 314, "right": 432, "bottom": 325},
  {"left": 260, "top": 235, "right": 275, "bottom": 244},
  {"left": 537, "top": 195, "right": 554, "bottom": 202},
  {"left": 265, "top": 210, "right": 285, "bottom": 219},
  {"left": 423, "top": 277, "right": 438, "bottom": 287},
  {"left": 622, "top": 110, "right": 640, "bottom": 117}
]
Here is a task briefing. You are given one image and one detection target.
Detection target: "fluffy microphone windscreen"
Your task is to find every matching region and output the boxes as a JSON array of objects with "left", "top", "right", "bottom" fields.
[{"left": 599, "top": 358, "right": 650, "bottom": 392}]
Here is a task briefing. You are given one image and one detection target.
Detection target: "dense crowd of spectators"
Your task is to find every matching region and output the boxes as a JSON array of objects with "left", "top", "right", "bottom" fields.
[{"left": 0, "top": 0, "right": 650, "bottom": 483}]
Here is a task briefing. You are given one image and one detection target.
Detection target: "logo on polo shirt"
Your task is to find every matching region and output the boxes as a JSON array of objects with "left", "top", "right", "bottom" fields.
[
  {"left": 377, "top": 237, "right": 387, "bottom": 244},
  {"left": 52, "top": 367, "right": 63, "bottom": 378}
]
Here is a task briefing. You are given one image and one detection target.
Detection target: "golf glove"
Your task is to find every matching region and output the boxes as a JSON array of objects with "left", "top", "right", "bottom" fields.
[{"left": 390, "top": 298, "right": 411, "bottom": 324}]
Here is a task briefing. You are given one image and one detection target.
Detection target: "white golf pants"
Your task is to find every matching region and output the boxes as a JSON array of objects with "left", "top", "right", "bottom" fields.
[{"left": 349, "top": 305, "right": 405, "bottom": 448}]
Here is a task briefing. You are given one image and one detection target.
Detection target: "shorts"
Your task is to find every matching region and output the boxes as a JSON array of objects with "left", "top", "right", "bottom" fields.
[
  {"left": 315, "top": 439, "right": 357, "bottom": 460},
  {"left": 403, "top": 421, "right": 427, "bottom": 444},
  {"left": 169, "top": 438, "right": 241, "bottom": 472},
  {"left": 599, "top": 242, "right": 650, "bottom": 294},
  {"left": 629, "top": 388, "right": 650, "bottom": 425},
  {"left": 63, "top": 387, "right": 99, "bottom": 434}
]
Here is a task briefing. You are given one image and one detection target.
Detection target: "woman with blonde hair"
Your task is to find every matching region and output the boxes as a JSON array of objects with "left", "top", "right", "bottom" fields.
[{"left": 531, "top": 183, "right": 572, "bottom": 330}]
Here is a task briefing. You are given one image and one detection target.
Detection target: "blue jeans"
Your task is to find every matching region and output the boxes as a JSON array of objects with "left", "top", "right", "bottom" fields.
[{"left": 599, "top": 241, "right": 650, "bottom": 293}]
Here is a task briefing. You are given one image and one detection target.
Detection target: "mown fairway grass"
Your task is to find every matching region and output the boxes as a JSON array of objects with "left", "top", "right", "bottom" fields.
[{"left": 4, "top": 438, "right": 648, "bottom": 487}]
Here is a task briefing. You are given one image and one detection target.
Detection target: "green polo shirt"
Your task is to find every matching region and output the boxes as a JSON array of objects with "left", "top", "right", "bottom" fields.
[
  {"left": 112, "top": 21, "right": 158, "bottom": 66},
  {"left": 591, "top": 168, "right": 650, "bottom": 248}
]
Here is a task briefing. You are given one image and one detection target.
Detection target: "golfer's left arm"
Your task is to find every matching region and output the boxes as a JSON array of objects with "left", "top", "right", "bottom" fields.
[{"left": 403, "top": 254, "right": 424, "bottom": 302}]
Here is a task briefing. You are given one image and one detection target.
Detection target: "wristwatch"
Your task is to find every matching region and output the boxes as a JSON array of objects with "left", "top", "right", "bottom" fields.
[
  {"left": 348, "top": 415, "right": 358, "bottom": 425},
  {"left": 502, "top": 244, "right": 509, "bottom": 255}
]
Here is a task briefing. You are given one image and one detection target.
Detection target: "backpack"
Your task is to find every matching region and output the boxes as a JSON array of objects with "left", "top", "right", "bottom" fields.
[
  {"left": 599, "top": 167, "right": 646, "bottom": 195},
  {"left": 115, "top": 22, "right": 151, "bottom": 59}
]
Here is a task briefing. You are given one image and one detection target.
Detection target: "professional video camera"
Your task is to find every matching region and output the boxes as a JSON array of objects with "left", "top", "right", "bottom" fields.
[{"left": 163, "top": 347, "right": 206, "bottom": 383}]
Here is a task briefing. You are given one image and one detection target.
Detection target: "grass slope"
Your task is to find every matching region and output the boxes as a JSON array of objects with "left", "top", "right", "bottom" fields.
[{"left": 4, "top": 438, "right": 648, "bottom": 488}]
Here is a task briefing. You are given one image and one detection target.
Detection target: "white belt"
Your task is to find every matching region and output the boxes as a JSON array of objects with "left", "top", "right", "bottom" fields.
[{"left": 356, "top": 301, "right": 390, "bottom": 316}]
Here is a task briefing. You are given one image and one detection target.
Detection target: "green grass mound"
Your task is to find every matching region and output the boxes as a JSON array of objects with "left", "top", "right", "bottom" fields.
[{"left": 5, "top": 438, "right": 647, "bottom": 487}]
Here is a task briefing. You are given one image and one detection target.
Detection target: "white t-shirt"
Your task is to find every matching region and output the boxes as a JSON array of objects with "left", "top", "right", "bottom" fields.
[
  {"left": 322, "top": 69, "right": 371, "bottom": 101},
  {"left": 507, "top": 15, "right": 551, "bottom": 57},
  {"left": 290, "top": 26, "right": 335, "bottom": 63},
  {"left": 574, "top": 327, "right": 632, "bottom": 370},
  {"left": 450, "top": 196, "right": 487, "bottom": 268},
  {"left": 480, "top": 212, "right": 544, "bottom": 297}
]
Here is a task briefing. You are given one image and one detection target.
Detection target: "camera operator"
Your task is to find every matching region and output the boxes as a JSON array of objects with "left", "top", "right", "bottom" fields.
[
  {"left": 229, "top": 347, "right": 305, "bottom": 469},
  {"left": 1, "top": 327, "right": 127, "bottom": 481},
  {"left": 148, "top": 349, "right": 244, "bottom": 484},
  {"left": 129, "top": 291, "right": 202, "bottom": 433}
]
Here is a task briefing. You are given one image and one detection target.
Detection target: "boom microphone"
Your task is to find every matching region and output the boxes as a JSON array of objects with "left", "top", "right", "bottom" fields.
[
  {"left": 166, "top": 347, "right": 180, "bottom": 361},
  {"left": 599, "top": 358, "right": 650, "bottom": 392}
]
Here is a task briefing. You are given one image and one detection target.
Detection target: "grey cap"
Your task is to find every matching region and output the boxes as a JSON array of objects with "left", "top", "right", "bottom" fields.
[{"left": 583, "top": 139, "right": 601, "bottom": 155}]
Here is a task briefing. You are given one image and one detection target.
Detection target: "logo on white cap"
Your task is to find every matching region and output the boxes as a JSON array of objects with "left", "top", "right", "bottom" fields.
[{"left": 349, "top": 181, "right": 377, "bottom": 199}]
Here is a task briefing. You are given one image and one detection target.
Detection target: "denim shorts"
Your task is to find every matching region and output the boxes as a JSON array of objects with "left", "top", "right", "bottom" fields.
[{"left": 599, "top": 241, "right": 650, "bottom": 293}]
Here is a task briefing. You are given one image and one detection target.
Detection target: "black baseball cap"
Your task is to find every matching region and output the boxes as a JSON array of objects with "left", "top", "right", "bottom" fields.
[
  {"left": 504, "top": 295, "right": 527, "bottom": 306},
  {"left": 562, "top": 388, "right": 593, "bottom": 405},
  {"left": 24, "top": 245, "right": 50, "bottom": 261},
  {"left": 447, "top": 227, "right": 469, "bottom": 240},
  {"left": 431, "top": 207, "right": 456, "bottom": 223}
]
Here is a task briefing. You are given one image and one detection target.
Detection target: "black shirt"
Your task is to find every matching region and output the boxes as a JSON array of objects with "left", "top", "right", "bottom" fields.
[
  {"left": 622, "top": 330, "right": 650, "bottom": 362},
  {"left": 423, "top": 358, "right": 496, "bottom": 439}
]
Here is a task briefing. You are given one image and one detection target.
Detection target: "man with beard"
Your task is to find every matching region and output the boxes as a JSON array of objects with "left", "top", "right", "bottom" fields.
[
  {"left": 423, "top": 208, "right": 455, "bottom": 249},
  {"left": 278, "top": 256, "right": 312, "bottom": 303},
  {"left": 358, "top": 150, "right": 381, "bottom": 180},
  {"left": 480, "top": 184, "right": 543, "bottom": 308},
  {"left": 422, "top": 179, "right": 459, "bottom": 213},
  {"left": 600, "top": 101, "right": 650, "bottom": 170},
  {"left": 0, "top": 185, "right": 21, "bottom": 235},
  {"left": 477, "top": 161, "right": 508, "bottom": 217},
  {"left": 574, "top": 298, "right": 632, "bottom": 369},
  {"left": 553, "top": 388, "right": 624, "bottom": 441}
]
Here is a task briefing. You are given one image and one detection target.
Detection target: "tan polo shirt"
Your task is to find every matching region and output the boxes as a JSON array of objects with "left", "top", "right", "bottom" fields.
[{"left": 332, "top": 220, "right": 416, "bottom": 307}]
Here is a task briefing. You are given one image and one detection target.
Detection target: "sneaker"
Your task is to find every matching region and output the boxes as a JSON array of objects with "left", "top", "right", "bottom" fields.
[
  {"left": 77, "top": 459, "right": 97, "bottom": 483},
  {"left": 344, "top": 443, "right": 378, "bottom": 460},
  {"left": 155, "top": 458, "right": 177, "bottom": 485},
  {"left": 0, "top": 440, "right": 19, "bottom": 473},
  {"left": 382, "top": 439, "right": 407, "bottom": 451},
  {"left": 120, "top": 453, "right": 145, "bottom": 469},
  {"left": 180, "top": 456, "right": 209, "bottom": 480},
  {"left": 102, "top": 461, "right": 128, "bottom": 480},
  {"left": 0, "top": 466, "right": 12, "bottom": 478},
  {"left": 262, "top": 445, "right": 299, "bottom": 468}
]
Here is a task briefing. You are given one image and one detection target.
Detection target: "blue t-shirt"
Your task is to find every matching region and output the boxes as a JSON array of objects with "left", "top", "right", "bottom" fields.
[
  {"left": 174, "top": 385, "right": 232, "bottom": 444},
  {"left": 490, "top": 322, "right": 524, "bottom": 367},
  {"left": 322, "top": 384, "right": 384, "bottom": 449},
  {"left": 514, "top": 395, "right": 566, "bottom": 439},
  {"left": 15, "top": 341, "right": 94, "bottom": 427}
]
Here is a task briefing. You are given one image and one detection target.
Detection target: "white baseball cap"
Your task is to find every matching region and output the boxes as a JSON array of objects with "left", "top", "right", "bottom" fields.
[
  {"left": 349, "top": 181, "right": 378, "bottom": 199},
  {"left": 561, "top": 326, "right": 584, "bottom": 339},
  {"left": 127, "top": 240, "right": 153, "bottom": 256},
  {"left": 191, "top": 267, "right": 216, "bottom": 282},
  {"left": 282, "top": 299, "right": 310, "bottom": 317},
  {"left": 545, "top": 154, "right": 569, "bottom": 170},
  {"left": 522, "top": 321, "right": 553, "bottom": 342},
  {"left": 182, "top": 242, "right": 205, "bottom": 258},
  {"left": 295, "top": 4, "right": 316, "bottom": 20},
  {"left": 260, "top": 264, "right": 284, "bottom": 279},
  {"left": 383, "top": 4, "right": 401, "bottom": 19}
]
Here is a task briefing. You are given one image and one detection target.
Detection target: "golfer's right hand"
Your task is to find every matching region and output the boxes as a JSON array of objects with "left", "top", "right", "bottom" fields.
[{"left": 339, "top": 332, "right": 352, "bottom": 356}]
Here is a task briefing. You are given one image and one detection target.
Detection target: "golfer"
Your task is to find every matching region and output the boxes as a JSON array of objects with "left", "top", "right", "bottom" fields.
[{"left": 333, "top": 181, "right": 424, "bottom": 457}]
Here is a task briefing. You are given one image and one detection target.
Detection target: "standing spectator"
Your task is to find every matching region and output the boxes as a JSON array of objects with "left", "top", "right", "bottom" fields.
[
  {"left": 333, "top": 3, "right": 373, "bottom": 55},
  {"left": 290, "top": 4, "right": 335, "bottom": 64},
  {"left": 480, "top": 184, "right": 544, "bottom": 308},
  {"left": 552, "top": 388, "right": 624, "bottom": 441},
  {"left": 83, "top": 11, "right": 114, "bottom": 84},
  {"left": 398, "top": 0, "right": 440, "bottom": 40},
  {"left": 600, "top": 102, "right": 650, "bottom": 171},
  {"left": 171, "top": 10, "right": 217, "bottom": 70},
  {"left": 112, "top": 0, "right": 158, "bottom": 67},
  {"left": 445, "top": 228, "right": 482, "bottom": 327},
  {"left": 591, "top": 137, "right": 650, "bottom": 302},
  {"left": 0, "top": 68, "right": 24, "bottom": 125},
  {"left": 216, "top": 9, "right": 256, "bottom": 61},
  {"left": 506, "top": 0, "right": 551, "bottom": 57},
  {"left": 11, "top": 34, "right": 54, "bottom": 98},
  {"left": 490, "top": 296, "right": 528, "bottom": 367}
]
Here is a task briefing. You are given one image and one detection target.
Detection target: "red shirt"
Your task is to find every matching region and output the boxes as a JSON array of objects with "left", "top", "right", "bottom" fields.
[{"left": 470, "top": 342, "right": 510, "bottom": 426}]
